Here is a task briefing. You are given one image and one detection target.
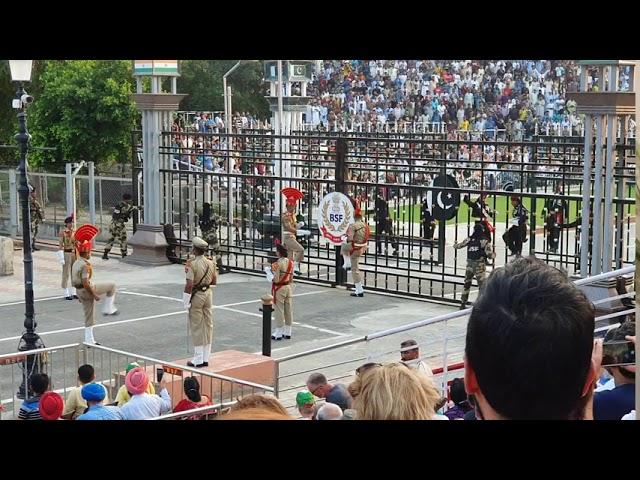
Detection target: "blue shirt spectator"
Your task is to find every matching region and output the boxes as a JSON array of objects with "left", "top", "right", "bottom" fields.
[{"left": 77, "top": 404, "right": 124, "bottom": 420}]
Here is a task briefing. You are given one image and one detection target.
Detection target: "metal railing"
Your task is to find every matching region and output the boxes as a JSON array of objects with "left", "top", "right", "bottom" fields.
[
  {"left": 148, "top": 401, "right": 237, "bottom": 420},
  {"left": 272, "top": 264, "right": 636, "bottom": 408},
  {"left": 0, "top": 342, "right": 273, "bottom": 420}
]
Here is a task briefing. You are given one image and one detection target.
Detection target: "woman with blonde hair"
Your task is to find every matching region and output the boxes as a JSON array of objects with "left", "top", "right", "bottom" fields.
[
  {"left": 352, "top": 363, "right": 442, "bottom": 420},
  {"left": 218, "top": 394, "right": 292, "bottom": 420}
]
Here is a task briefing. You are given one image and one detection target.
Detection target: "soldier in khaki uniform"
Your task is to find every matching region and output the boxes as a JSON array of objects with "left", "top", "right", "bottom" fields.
[
  {"left": 341, "top": 207, "right": 370, "bottom": 298},
  {"left": 58, "top": 215, "right": 78, "bottom": 300},
  {"left": 183, "top": 237, "right": 217, "bottom": 367},
  {"left": 281, "top": 188, "right": 305, "bottom": 276},
  {"left": 270, "top": 244, "right": 295, "bottom": 341},
  {"left": 453, "top": 223, "right": 495, "bottom": 309},
  {"left": 71, "top": 224, "right": 118, "bottom": 345}
]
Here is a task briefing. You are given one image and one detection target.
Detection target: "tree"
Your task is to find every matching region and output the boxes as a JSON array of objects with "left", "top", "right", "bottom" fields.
[
  {"left": 178, "top": 60, "right": 269, "bottom": 119},
  {"left": 27, "top": 60, "right": 137, "bottom": 172}
]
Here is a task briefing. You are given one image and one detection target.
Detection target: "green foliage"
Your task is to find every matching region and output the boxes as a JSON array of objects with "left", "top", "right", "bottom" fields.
[
  {"left": 27, "top": 60, "right": 137, "bottom": 171},
  {"left": 177, "top": 60, "right": 269, "bottom": 118}
]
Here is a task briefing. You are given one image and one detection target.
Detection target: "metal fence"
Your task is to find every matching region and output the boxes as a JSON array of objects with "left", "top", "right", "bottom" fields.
[
  {"left": 141, "top": 129, "right": 636, "bottom": 303},
  {"left": 0, "top": 342, "right": 273, "bottom": 420},
  {"left": 0, "top": 169, "right": 133, "bottom": 242}
]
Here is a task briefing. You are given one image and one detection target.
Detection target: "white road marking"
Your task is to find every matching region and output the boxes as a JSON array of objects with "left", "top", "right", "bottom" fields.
[
  {"left": 215, "top": 306, "right": 261, "bottom": 317},
  {"left": 292, "top": 322, "right": 347, "bottom": 337},
  {"left": 0, "top": 310, "right": 186, "bottom": 343},
  {"left": 119, "top": 291, "right": 181, "bottom": 302},
  {"left": 0, "top": 290, "right": 334, "bottom": 343},
  {"left": 0, "top": 295, "right": 67, "bottom": 308}
]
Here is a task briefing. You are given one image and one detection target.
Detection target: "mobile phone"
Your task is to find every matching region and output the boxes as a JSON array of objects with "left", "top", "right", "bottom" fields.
[
  {"left": 602, "top": 340, "right": 635, "bottom": 367},
  {"left": 156, "top": 367, "right": 164, "bottom": 382}
]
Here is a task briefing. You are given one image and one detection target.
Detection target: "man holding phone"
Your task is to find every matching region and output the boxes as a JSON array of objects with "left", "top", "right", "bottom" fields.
[{"left": 593, "top": 322, "right": 636, "bottom": 420}]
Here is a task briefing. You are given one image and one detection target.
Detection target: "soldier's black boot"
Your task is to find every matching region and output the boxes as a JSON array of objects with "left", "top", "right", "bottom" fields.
[
  {"left": 121, "top": 250, "right": 127, "bottom": 259},
  {"left": 102, "top": 250, "right": 109, "bottom": 260},
  {"left": 32, "top": 241, "right": 40, "bottom": 251}
]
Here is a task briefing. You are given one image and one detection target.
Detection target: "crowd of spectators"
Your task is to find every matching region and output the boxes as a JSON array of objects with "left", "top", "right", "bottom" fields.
[
  {"left": 15, "top": 258, "right": 636, "bottom": 420},
  {"left": 304, "top": 60, "right": 635, "bottom": 140}
]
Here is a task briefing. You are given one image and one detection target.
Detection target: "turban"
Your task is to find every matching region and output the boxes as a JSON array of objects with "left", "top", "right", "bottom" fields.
[
  {"left": 81, "top": 383, "right": 107, "bottom": 402},
  {"left": 39, "top": 391, "right": 64, "bottom": 420},
  {"left": 125, "top": 367, "right": 149, "bottom": 396}
]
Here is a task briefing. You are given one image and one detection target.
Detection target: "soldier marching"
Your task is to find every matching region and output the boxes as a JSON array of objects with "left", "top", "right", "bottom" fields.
[
  {"left": 454, "top": 223, "right": 495, "bottom": 310},
  {"left": 72, "top": 224, "right": 119, "bottom": 345}
]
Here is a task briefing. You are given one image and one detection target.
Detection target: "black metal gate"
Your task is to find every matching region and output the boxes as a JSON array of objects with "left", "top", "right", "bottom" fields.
[{"left": 132, "top": 129, "right": 636, "bottom": 304}]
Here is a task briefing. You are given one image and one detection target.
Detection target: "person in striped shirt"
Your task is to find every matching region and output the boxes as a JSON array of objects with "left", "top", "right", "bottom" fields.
[{"left": 18, "top": 373, "right": 50, "bottom": 420}]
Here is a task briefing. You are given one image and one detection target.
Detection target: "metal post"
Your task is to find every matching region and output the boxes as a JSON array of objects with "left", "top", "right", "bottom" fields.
[
  {"left": 261, "top": 294, "right": 273, "bottom": 357},
  {"left": 14, "top": 85, "right": 42, "bottom": 398},
  {"left": 592, "top": 117, "right": 604, "bottom": 275},
  {"left": 88, "top": 161, "right": 96, "bottom": 226},
  {"left": 65, "top": 162, "right": 73, "bottom": 217},
  {"left": 602, "top": 116, "right": 616, "bottom": 272},
  {"left": 579, "top": 115, "right": 593, "bottom": 277},
  {"left": 227, "top": 86, "right": 234, "bottom": 229},
  {"left": 335, "top": 138, "right": 347, "bottom": 286},
  {"left": 634, "top": 60, "right": 639, "bottom": 420},
  {"left": 9, "top": 169, "right": 18, "bottom": 237}
]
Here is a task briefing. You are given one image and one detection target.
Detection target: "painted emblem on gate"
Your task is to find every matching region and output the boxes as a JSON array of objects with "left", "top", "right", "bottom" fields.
[{"left": 318, "top": 192, "right": 353, "bottom": 244}]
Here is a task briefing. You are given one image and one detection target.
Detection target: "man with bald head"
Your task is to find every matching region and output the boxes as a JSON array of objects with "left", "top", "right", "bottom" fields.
[{"left": 316, "top": 403, "right": 343, "bottom": 420}]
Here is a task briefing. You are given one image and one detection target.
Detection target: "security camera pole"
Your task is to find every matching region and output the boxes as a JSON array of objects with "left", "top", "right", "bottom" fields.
[{"left": 9, "top": 60, "right": 43, "bottom": 398}]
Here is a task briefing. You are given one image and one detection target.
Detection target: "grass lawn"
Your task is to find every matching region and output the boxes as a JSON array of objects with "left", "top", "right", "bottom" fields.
[{"left": 385, "top": 193, "right": 635, "bottom": 228}]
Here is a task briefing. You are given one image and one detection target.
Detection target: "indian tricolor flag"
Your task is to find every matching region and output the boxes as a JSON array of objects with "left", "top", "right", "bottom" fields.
[{"left": 134, "top": 60, "right": 179, "bottom": 76}]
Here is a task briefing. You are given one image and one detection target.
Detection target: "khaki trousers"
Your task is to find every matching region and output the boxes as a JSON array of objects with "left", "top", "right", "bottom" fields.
[
  {"left": 61, "top": 252, "right": 76, "bottom": 288},
  {"left": 189, "top": 289, "right": 213, "bottom": 347},
  {"left": 274, "top": 284, "right": 293, "bottom": 328},
  {"left": 76, "top": 283, "right": 116, "bottom": 327},
  {"left": 283, "top": 234, "right": 304, "bottom": 263}
]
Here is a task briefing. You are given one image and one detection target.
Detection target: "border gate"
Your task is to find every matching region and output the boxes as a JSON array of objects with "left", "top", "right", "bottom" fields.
[{"left": 132, "top": 130, "right": 636, "bottom": 305}]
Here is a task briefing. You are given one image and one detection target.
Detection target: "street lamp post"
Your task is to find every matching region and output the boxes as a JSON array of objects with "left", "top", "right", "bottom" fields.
[{"left": 9, "top": 60, "right": 43, "bottom": 399}]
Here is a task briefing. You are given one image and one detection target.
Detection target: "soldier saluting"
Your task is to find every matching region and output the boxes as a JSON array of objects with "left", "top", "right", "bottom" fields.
[
  {"left": 102, "top": 193, "right": 137, "bottom": 260},
  {"left": 454, "top": 223, "right": 495, "bottom": 310}
]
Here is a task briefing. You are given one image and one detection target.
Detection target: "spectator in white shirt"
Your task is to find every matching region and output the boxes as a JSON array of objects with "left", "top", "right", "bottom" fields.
[
  {"left": 400, "top": 339, "right": 434, "bottom": 379},
  {"left": 120, "top": 367, "right": 172, "bottom": 420}
]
